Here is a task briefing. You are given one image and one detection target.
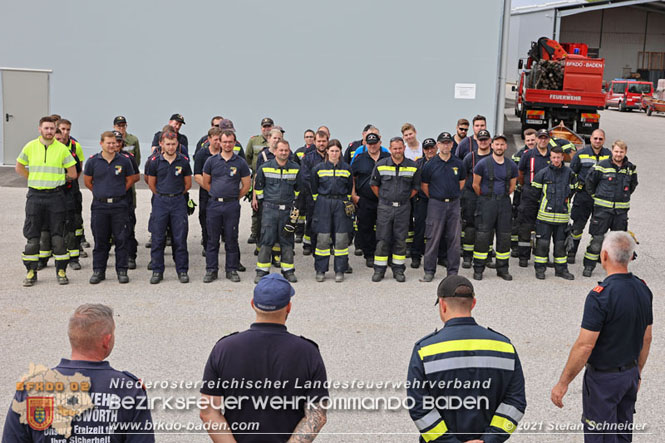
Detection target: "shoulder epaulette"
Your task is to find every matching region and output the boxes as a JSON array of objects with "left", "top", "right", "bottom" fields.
[
  {"left": 487, "top": 327, "right": 510, "bottom": 341},
  {"left": 216, "top": 331, "right": 239, "bottom": 343},
  {"left": 415, "top": 329, "right": 439, "bottom": 346},
  {"left": 592, "top": 285, "right": 604, "bottom": 293},
  {"left": 122, "top": 370, "right": 139, "bottom": 381},
  {"left": 299, "top": 335, "right": 319, "bottom": 349}
]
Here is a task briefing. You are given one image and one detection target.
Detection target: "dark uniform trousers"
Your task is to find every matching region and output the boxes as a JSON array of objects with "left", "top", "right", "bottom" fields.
[
  {"left": 356, "top": 197, "right": 379, "bottom": 260},
  {"left": 150, "top": 194, "right": 188, "bottom": 273},
  {"left": 474, "top": 195, "right": 512, "bottom": 273},
  {"left": 412, "top": 196, "right": 429, "bottom": 260},
  {"left": 583, "top": 208, "right": 628, "bottom": 270},
  {"left": 23, "top": 189, "right": 68, "bottom": 271},
  {"left": 534, "top": 222, "right": 567, "bottom": 272},
  {"left": 461, "top": 188, "right": 478, "bottom": 260},
  {"left": 91, "top": 200, "right": 129, "bottom": 272},
  {"left": 374, "top": 201, "right": 410, "bottom": 273},
  {"left": 206, "top": 200, "right": 241, "bottom": 272},
  {"left": 582, "top": 365, "right": 639, "bottom": 442},
  {"left": 64, "top": 186, "right": 83, "bottom": 262},
  {"left": 569, "top": 189, "right": 594, "bottom": 257},
  {"left": 127, "top": 204, "right": 138, "bottom": 261},
  {"left": 424, "top": 198, "right": 461, "bottom": 275},
  {"left": 302, "top": 188, "right": 316, "bottom": 249},
  {"left": 313, "top": 196, "right": 352, "bottom": 273},
  {"left": 517, "top": 186, "right": 539, "bottom": 261},
  {"left": 510, "top": 186, "right": 522, "bottom": 251},
  {"left": 257, "top": 203, "right": 295, "bottom": 274},
  {"left": 199, "top": 190, "right": 210, "bottom": 247},
  {"left": 38, "top": 186, "right": 83, "bottom": 266}
]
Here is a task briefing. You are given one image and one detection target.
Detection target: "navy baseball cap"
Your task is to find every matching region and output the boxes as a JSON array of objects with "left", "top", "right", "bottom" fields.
[
  {"left": 437, "top": 132, "right": 453, "bottom": 143},
  {"left": 113, "top": 116, "right": 127, "bottom": 125},
  {"left": 253, "top": 274, "right": 295, "bottom": 311},
  {"left": 537, "top": 128, "right": 550, "bottom": 138},
  {"left": 261, "top": 117, "right": 274, "bottom": 127},
  {"left": 218, "top": 119, "right": 235, "bottom": 132},
  {"left": 170, "top": 113, "right": 186, "bottom": 124},
  {"left": 422, "top": 138, "right": 436, "bottom": 149},
  {"left": 366, "top": 133, "right": 380, "bottom": 145},
  {"left": 492, "top": 134, "right": 508, "bottom": 142},
  {"left": 437, "top": 275, "right": 475, "bottom": 301},
  {"left": 477, "top": 129, "right": 491, "bottom": 140},
  {"left": 112, "top": 130, "right": 123, "bottom": 140}
]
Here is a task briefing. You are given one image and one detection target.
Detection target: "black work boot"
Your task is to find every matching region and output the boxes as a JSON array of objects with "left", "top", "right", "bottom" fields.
[
  {"left": 117, "top": 270, "right": 129, "bottom": 284},
  {"left": 89, "top": 271, "right": 105, "bottom": 284},
  {"left": 371, "top": 270, "right": 385, "bottom": 282},
  {"left": 555, "top": 269, "right": 575, "bottom": 280},
  {"left": 203, "top": 271, "right": 218, "bottom": 283}
]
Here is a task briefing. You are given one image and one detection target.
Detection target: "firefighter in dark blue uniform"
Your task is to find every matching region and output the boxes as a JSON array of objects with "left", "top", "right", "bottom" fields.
[
  {"left": 528, "top": 146, "right": 576, "bottom": 280},
  {"left": 567, "top": 129, "right": 611, "bottom": 264},
  {"left": 253, "top": 139, "right": 301, "bottom": 283},
  {"left": 83, "top": 131, "right": 136, "bottom": 284},
  {"left": 551, "top": 232, "right": 652, "bottom": 443},
  {"left": 293, "top": 129, "right": 316, "bottom": 242},
  {"left": 150, "top": 113, "right": 188, "bottom": 151},
  {"left": 408, "top": 275, "right": 526, "bottom": 442},
  {"left": 411, "top": 138, "right": 437, "bottom": 269},
  {"left": 510, "top": 129, "right": 537, "bottom": 256},
  {"left": 113, "top": 130, "right": 141, "bottom": 270},
  {"left": 145, "top": 132, "right": 192, "bottom": 284},
  {"left": 310, "top": 139, "right": 353, "bottom": 283},
  {"left": 472, "top": 134, "right": 517, "bottom": 281},
  {"left": 300, "top": 131, "right": 328, "bottom": 256},
  {"left": 201, "top": 130, "right": 251, "bottom": 283},
  {"left": 516, "top": 129, "right": 552, "bottom": 267},
  {"left": 193, "top": 127, "right": 220, "bottom": 257},
  {"left": 460, "top": 130, "right": 493, "bottom": 269},
  {"left": 370, "top": 136, "right": 421, "bottom": 283},
  {"left": 200, "top": 274, "right": 329, "bottom": 441},
  {"left": 351, "top": 133, "right": 389, "bottom": 268},
  {"left": 582, "top": 140, "right": 637, "bottom": 277},
  {"left": 343, "top": 124, "right": 374, "bottom": 165},
  {"left": 2, "top": 303, "right": 154, "bottom": 442}
]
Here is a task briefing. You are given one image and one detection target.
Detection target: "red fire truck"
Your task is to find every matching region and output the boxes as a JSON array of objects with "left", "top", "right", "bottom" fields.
[{"left": 514, "top": 38, "right": 605, "bottom": 136}]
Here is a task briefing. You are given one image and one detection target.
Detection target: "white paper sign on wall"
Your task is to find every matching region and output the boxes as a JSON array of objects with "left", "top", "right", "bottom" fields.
[{"left": 454, "top": 83, "right": 476, "bottom": 100}]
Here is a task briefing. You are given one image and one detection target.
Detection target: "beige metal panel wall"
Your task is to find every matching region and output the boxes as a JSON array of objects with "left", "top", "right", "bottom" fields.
[{"left": 561, "top": 7, "right": 665, "bottom": 80}]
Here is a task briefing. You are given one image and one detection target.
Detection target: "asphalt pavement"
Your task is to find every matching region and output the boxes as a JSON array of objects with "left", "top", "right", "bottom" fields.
[{"left": 0, "top": 107, "right": 663, "bottom": 441}]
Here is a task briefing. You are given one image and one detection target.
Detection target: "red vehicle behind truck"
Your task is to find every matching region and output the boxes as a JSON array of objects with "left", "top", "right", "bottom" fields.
[
  {"left": 604, "top": 80, "right": 653, "bottom": 111},
  {"left": 514, "top": 37, "right": 605, "bottom": 136}
]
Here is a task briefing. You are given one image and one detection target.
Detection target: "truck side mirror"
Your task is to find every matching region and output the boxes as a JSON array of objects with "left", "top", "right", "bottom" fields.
[
  {"left": 512, "top": 85, "right": 516, "bottom": 92},
  {"left": 518, "top": 60, "right": 523, "bottom": 70}
]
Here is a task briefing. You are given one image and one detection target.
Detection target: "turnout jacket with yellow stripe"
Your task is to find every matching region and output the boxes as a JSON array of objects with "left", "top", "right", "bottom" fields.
[
  {"left": 585, "top": 157, "right": 637, "bottom": 210},
  {"left": 407, "top": 317, "right": 526, "bottom": 442}
]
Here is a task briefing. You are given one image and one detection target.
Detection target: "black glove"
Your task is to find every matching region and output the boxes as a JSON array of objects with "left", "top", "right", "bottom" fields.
[{"left": 185, "top": 192, "right": 196, "bottom": 216}]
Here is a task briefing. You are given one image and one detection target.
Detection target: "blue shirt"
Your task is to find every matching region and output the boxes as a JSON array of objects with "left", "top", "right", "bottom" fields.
[
  {"left": 421, "top": 154, "right": 466, "bottom": 200},
  {"left": 518, "top": 147, "right": 550, "bottom": 185},
  {"left": 582, "top": 273, "right": 653, "bottom": 369},
  {"left": 474, "top": 156, "right": 518, "bottom": 196},
  {"left": 145, "top": 153, "right": 192, "bottom": 194},
  {"left": 462, "top": 151, "right": 491, "bottom": 191},
  {"left": 350, "top": 144, "right": 389, "bottom": 164},
  {"left": 2, "top": 359, "right": 154, "bottom": 442},
  {"left": 83, "top": 152, "right": 135, "bottom": 200},
  {"left": 351, "top": 150, "right": 390, "bottom": 200},
  {"left": 201, "top": 323, "right": 328, "bottom": 442},
  {"left": 202, "top": 153, "right": 251, "bottom": 199},
  {"left": 454, "top": 136, "right": 478, "bottom": 160}
]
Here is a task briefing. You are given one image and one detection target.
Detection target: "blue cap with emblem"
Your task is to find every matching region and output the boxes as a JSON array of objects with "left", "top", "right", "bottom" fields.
[{"left": 253, "top": 273, "right": 295, "bottom": 311}]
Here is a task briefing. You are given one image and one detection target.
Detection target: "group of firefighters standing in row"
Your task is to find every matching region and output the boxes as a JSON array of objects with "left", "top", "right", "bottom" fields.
[{"left": 16, "top": 112, "right": 637, "bottom": 286}]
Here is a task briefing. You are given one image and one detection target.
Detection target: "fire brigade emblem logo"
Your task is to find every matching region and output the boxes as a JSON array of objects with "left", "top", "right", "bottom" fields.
[
  {"left": 230, "top": 167, "right": 237, "bottom": 176},
  {"left": 452, "top": 167, "right": 458, "bottom": 175},
  {"left": 175, "top": 166, "right": 182, "bottom": 176},
  {"left": 114, "top": 165, "right": 123, "bottom": 175},
  {"left": 27, "top": 397, "right": 53, "bottom": 431}
]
